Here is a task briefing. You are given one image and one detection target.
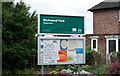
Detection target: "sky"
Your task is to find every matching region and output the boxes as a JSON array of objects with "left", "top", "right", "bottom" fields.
[{"left": 14, "top": 0, "right": 104, "bottom": 34}]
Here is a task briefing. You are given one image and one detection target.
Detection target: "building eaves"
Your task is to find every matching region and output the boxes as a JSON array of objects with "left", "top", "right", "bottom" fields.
[{"left": 88, "top": 2, "right": 120, "bottom": 11}]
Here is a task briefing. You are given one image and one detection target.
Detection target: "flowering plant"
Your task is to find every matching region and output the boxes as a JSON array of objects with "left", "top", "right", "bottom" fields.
[
  {"left": 45, "top": 69, "right": 70, "bottom": 76},
  {"left": 108, "top": 62, "right": 120, "bottom": 75},
  {"left": 45, "top": 69, "right": 96, "bottom": 76}
]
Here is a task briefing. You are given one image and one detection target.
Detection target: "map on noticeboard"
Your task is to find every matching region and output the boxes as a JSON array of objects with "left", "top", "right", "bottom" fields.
[
  {"left": 38, "top": 38, "right": 85, "bottom": 65},
  {"left": 39, "top": 14, "right": 84, "bottom": 34}
]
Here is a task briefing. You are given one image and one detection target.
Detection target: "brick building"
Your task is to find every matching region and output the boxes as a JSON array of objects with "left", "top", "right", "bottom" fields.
[{"left": 86, "top": 0, "right": 120, "bottom": 64}]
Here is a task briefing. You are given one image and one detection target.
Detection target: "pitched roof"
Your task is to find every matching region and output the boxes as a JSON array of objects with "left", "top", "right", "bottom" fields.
[{"left": 88, "top": 2, "right": 120, "bottom": 11}]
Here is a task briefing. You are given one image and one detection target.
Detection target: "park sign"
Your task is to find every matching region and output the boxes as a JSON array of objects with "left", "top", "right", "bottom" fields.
[{"left": 38, "top": 14, "right": 84, "bottom": 34}]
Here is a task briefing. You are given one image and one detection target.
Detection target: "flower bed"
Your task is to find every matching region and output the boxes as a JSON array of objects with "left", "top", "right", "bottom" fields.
[{"left": 45, "top": 69, "right": 96, "bottom": 76}]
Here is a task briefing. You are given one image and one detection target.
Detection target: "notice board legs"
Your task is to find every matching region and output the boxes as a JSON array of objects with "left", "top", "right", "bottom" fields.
[
  {"left": 41, "top": 65, "right": 44, "bottom": 76},
  {"left": 78, "top": 64, "right": 80, "bottom": 75}
]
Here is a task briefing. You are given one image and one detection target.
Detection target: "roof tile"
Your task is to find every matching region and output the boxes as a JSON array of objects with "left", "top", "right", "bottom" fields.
[{"left": 88, "top": 2, "right": 120, "bottom": 11}]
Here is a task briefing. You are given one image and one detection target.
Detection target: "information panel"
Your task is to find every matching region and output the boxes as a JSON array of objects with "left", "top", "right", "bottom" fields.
[
  {"left": 38, "top": 37, "right": 85, "bottom": 65},
  {"left": 39, "top": 14, "right": 84, "bottom": 34}
]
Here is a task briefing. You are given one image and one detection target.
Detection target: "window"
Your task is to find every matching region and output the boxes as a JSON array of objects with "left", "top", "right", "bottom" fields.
[
  {"left": 109, "top": 40, "right": 116, "bottom": 53},
  {"left": 91, "top": 39, "right": 98, "bottom": 51},
  {"left": 93, "top": 40, "right": 96, "bottom": 48},
  {"left": 106, "top": 38, "right": 119, "bottom": 55},
  {"left": 119, "top": 10, "right": 120, "bottom": 21}
]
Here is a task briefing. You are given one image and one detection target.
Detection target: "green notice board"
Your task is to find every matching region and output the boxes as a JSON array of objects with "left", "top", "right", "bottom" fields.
[{"left": 39, "top": 14, "right": 84, "bottom": 34}]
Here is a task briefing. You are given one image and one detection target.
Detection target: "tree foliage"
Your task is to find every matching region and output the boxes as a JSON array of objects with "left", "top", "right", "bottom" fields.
[{"left": 2, "top": 1, "right": 37, "bottom": 72}]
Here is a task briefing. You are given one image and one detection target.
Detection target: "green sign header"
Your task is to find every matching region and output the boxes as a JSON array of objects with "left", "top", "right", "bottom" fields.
[{"left": 39, "top": 14, "right": 84, "bottom": 34}]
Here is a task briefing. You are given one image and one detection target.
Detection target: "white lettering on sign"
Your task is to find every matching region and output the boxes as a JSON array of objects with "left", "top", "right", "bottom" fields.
[
  {"left": 43, "top": 22, "right": 53, "bottom": 24},
  {"left": 78, "top": 29, "right": 82, "bottom": 32},
  {"left": 43, "top": 19, "right": 57, "bottom": 22},
  {"left": 43, "top": 19, "right": 65, "bottom": 23},
  {"left": 72, "top": 28, "right": 77, "bottom": 32}
]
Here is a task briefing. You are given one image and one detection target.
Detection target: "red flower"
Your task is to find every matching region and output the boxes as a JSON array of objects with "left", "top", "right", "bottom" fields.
[
  {"left": 108, "top": 62, "right": 120, "bottom": 75},
  {"left": 44, "top": 71, "right": 50, "bottom": 75}
]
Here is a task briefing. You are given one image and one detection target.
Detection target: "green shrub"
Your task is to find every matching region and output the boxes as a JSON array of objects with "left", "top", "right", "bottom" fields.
[
  {"left": 117, "top": 52, "right": 120, "bottom": 62},
  {"left": 109, "top": 52, "right": 120, "bottom": 63},
  {"left": 86, "top": 50, "right": 95, "bottom": 65},
  {"left": 2, "top": 68, "right": 40, "bottom": 75},
  {"left": 94, "top": 65, "right": 108, "bottom": 74},
  {"left": 89, "top": 65, "right": 108, "bottom": 74},
  {"left": 81, "top": 65, "right": 91, "bottom": 71},
  {"left": 81, "top": 64, "right": 108, "bottom": 74},
  {"left": 93, "top": 51, "right": 102, "bottom": 65}
]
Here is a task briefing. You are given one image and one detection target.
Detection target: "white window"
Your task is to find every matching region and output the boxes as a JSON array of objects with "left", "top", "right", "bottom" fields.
[
  {"left": 106, "top": 38, "right": 119, "bottom": 55},
  {"left": 118, "top": 10, "right": 120, "bottom": 21},
  {"left": 91, "top": 38, "right": 98, "bottom": 51}
]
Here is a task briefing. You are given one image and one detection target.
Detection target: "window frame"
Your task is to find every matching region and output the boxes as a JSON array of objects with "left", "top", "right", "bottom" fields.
[
  {"left": 118, "top": 10, "right": 120, "bottom": 22},
  {"left": 106, "top": 38, "right": 119, "bottom": 55},
  {"left": 91, "top": 38, "right": 98, "bottom": 51}
]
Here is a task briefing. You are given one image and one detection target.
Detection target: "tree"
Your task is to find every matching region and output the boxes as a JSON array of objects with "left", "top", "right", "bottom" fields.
[{"left": 2, "top": 1, "right": 37, "bottom": 73}]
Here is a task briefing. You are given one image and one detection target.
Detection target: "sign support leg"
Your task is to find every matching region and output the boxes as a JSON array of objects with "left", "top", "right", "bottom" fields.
[
  {"left": 78, "top": 64, "right": 80, "bottom": 75},
  {"left": 41, "top": 65, "right": 44, "bottom": 76}
]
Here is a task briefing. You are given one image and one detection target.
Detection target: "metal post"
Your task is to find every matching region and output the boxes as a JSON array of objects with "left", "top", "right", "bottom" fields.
[
  {"left": 41, "top": 65, "right": 44, "bottom": 76},
  {"left": 78, "top": 65, "right": 80, "bottom": 75}
]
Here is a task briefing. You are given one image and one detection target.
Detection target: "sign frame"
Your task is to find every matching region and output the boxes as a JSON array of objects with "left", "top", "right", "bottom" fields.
[
  {"left": 37, "top": 37, "right": 86, "bottom": 65},
  {"left": 38, "top": 14, "right": 85, "bottom": 35}
]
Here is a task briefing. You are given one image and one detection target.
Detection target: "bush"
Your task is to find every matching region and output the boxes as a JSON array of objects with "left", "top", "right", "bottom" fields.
[
  {"left": 81, "top": 65, "right": 91, "bottom": 71},
  {"left": 86, "top": 50, "right": 95, "bottom": 65},
  {"left": 90, "top": 65, "right": 108, "bottom": 74},
  {"left": 93, "top": 51, "right": 101, "bottom": 65},
  {"left": 109, "top": 52, "right": 120, "bottom": 63},
  {"left": 80, "top": 65, "right": 108, "bottom": 74},
  {"left": 2, "top": 68, "right": 40, "bottom": 75},
  {"left": 117, "top": 52, "right": 120, "bottom": 62},
  {"left": 108, "top": 62, "right": 120, "bottom": 75}
]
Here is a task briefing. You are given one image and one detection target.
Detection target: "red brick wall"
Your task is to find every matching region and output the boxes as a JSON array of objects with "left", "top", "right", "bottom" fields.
[
  {"left": 93, "top": 8, "right": 120, "bottom": 34},
  {"left": 85, "top": 36, "right": 91, "bottom": 47},
  {"left": 98, "top": 36, "right": 106, "bottom": 51},
  {"left": 98, "top": 36, "right": 106, "bottom": 64}
]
